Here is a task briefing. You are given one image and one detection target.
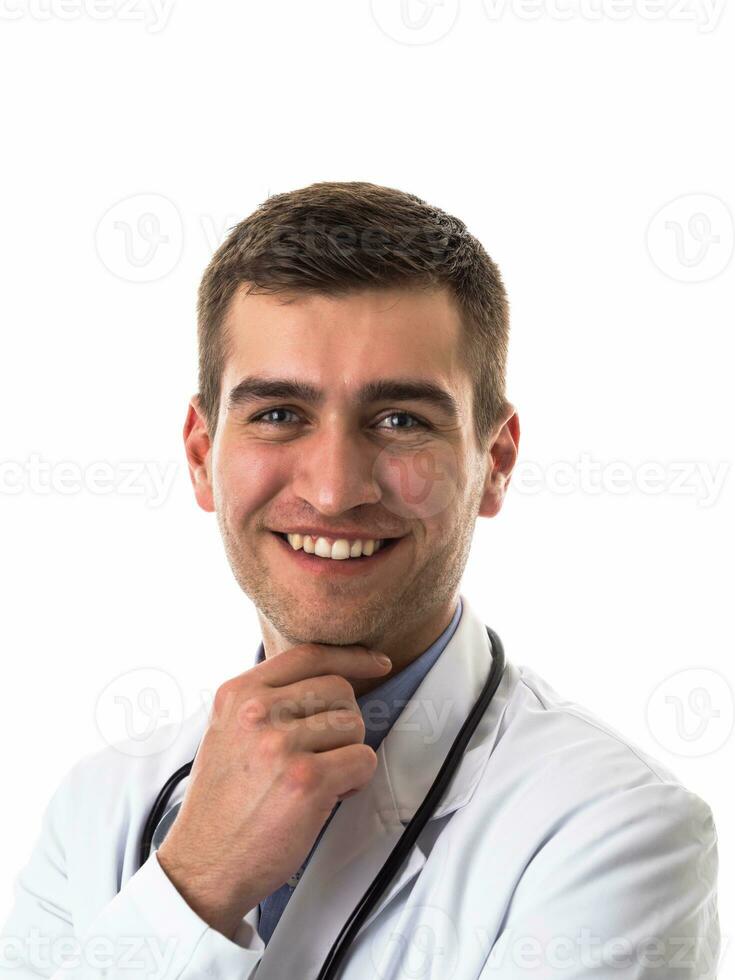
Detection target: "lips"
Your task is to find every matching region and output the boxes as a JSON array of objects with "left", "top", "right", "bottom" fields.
[
  {"left": 269, "top": 530, "right": 405, "bottom": 575},
  {"left": 272, "top": 531, "right": 401, "bottom": 558}
]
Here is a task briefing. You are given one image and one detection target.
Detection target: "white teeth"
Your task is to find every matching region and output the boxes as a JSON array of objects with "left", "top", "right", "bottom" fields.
[
  {"left": 314, "top": 537, "right": 334, "bottom": 559},
  {"left": 285, "top": 533, "right": 384, "bottom": 560}
]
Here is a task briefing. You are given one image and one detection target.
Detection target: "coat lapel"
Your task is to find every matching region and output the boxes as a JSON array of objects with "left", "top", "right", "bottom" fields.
[{"left": 256, "top": 593, "right": 512, "bottom": 979}]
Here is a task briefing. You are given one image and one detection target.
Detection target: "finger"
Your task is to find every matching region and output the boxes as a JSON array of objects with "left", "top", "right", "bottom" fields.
[
  {"left": 286, "top": 709, "right": 367, "bottom": 753},
  {"left": 254, "top": 645, "right": 392, "bottom": 688},
  {"left": 311, "top": 743, "right": 378, "bottom": 800},
  {"left": 265, "top": 675, "right": 360, "bottom": 720}
]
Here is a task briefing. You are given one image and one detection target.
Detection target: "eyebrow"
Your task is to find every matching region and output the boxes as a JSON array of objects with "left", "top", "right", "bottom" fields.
[{"left": 226, "top": 375, "right": 461, "bottom": 424}]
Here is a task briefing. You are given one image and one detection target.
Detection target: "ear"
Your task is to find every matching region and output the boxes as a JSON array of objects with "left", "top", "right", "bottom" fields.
[
  {"left": 183, "top": 395, "right": 215, "bottom": 513},
  {"left": 477, "top": 404, "right": 520, "bottom": 519}
]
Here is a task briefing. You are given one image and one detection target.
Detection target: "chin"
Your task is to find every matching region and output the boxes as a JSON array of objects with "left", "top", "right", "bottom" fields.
[
  {"left": 293, "top": 627, "right": 366, "bottom": 648},
  {"left": 255, "top": 589, "right": 385, "bottom": 649},
  {"left": 284, "top": 617, "right": 373, "bottom": 650}
]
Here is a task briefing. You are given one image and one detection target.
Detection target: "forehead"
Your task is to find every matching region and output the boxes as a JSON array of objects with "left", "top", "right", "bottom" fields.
[{"left": 221, "top": 284, "right": 468, "bottom": 394}]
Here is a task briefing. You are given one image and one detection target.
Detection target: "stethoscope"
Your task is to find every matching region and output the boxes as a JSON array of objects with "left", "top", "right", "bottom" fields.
[{"left": 139, "top": 625, "right": 506, "bottom": 980}]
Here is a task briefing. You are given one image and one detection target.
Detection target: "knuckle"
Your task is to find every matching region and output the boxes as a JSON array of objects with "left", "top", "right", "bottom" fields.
[
  {"left": 212, "top": 680, "right": 240, "bottom": 721},
  {"left": 335, "top": 709, "right": 365, "bottom": 738},
  {"left": 258, "top": 726, "right": 290, "bottom": 759},
  {"left": 235, "top": 695, "right": 270, "bottom": 731},
  {"left": 283, "top": 755, "right": 319, "bottom": 795}
]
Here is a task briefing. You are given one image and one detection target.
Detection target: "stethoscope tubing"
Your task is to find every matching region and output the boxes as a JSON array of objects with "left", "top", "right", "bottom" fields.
[
  {"left": 139, "top": 625, "right": 506, "bottom": 980},
  {"left": 316, "top": 625, "right": 505, "bottom": 979}
]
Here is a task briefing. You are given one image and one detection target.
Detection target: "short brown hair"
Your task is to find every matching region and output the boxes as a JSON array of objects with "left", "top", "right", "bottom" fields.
[{"left": 197, "top": 181, "right": 510, "bottom": 452}]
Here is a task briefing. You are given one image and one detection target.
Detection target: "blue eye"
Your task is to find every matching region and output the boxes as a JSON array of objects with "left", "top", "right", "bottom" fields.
[
  {"left": 249, "top": 408, "right": 428, "bottom": 432},
  {"left": 252, "top": 408, "right": 299, "bottom": 426},
  {"left": 376, "top": 412, "right": 427, "bottom": 432}
]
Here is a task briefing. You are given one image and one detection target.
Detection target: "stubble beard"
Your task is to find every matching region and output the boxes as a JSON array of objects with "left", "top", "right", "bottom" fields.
[{"left": 214, "top": 476, "right": 482, "bottom": 651}]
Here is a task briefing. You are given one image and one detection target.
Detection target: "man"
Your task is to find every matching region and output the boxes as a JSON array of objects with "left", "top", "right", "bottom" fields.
[{"left": 2, "top": 182, "right": 720, "bottom": 979}]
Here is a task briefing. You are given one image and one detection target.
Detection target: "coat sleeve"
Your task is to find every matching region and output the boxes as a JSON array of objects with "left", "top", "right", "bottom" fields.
[
  {"left": 480, "top": 781, "right": 721, "bottom": 979},
  {"left": 0, "top": 766, "right": 265, "bottom": 979}
]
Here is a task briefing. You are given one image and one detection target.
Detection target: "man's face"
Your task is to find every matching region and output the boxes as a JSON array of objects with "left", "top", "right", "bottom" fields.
[{"left": 184, "top": 284, "right": 517, "bottom": 653}]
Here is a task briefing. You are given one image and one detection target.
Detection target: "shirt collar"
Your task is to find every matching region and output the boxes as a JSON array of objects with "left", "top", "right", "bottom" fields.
[{"left": 253, "top": 598, "right": 463, "bottom": 754}]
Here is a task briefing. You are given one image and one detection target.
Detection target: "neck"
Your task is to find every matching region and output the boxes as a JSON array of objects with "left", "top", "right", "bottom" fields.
[{"left": 258, "top": 594, "right": 460, "bottom": 698}]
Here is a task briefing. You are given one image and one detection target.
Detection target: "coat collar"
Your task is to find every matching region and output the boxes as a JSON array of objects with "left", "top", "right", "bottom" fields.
[{"left": 255, "top": 592, "right": 514, "bottom": 978}]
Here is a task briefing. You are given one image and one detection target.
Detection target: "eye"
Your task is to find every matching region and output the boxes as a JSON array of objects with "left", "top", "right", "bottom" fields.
[
  {"left": 375, "top": 411, "right": 428, "bottom": 433},
  {"left": 249, "top": 408, "right": 429, "bottom": 433},
  {"left": 250, "top": 407, "right": 300, "bottom": 427}
]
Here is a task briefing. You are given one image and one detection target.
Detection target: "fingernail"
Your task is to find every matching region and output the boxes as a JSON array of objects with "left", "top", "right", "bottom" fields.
[{"left": 372, "top": 652, "right": 392, "bottom": 667}]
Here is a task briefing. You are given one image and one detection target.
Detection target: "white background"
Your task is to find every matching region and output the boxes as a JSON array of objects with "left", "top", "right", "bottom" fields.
[{"left": 0, "top": 0, "right": 732, "bottom": 963}]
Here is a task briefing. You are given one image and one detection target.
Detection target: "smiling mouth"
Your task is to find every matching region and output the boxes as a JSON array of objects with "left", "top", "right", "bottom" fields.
[{"left": 271, "top": 531, "right": 403, "bottom": 561}]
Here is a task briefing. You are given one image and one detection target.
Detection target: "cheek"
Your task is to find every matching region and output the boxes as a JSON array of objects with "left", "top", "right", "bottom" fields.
[
  {"left": 213, "top": 446, "right": 285, "bottom": 517},
  {"left": 373, "top": 441, "right": 462, "bottom": 523}
]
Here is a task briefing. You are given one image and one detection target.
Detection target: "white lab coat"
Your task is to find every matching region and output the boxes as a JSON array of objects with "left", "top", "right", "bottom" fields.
[{"left": 1, "top": 594, "right": 720, "bottom": 979}]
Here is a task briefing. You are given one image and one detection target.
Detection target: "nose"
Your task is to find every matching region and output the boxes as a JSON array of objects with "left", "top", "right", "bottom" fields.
[{"left": 289, "top": 419, "right": 382, "bottom": 516}]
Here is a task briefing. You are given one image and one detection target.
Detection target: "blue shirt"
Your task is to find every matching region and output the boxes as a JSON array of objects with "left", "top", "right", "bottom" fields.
[{"left": 256, "top": 597, "right": 463, "bottom": 945}]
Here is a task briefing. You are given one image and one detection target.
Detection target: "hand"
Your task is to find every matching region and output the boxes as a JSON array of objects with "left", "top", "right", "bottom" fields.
[{"left": 155, "top": 644, "right": 392, "bottom": 940}]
